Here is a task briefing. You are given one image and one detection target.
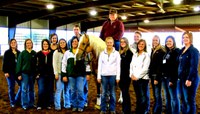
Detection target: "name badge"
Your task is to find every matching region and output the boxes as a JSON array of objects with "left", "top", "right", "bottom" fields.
[{"left": 163, "top": 59, "right": 166, "bottom": 64}]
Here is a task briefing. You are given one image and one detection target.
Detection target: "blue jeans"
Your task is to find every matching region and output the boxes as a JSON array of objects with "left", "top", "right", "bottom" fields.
[
  {"left": 6, "top": 73, "right": 21, "bottom": 106},
  {"left": 114, "top": 41, "right": 120, "bottom": 51},
  {"left": 151, "top": 78, "right": 162, "bottom": 114},
  {"left": 83, "top": 77, "right": 88, "bottom": 104},
  {"left": 54, "top": 74, "right": 64, "bottom": 109},
  {"left": 133, "top": 79, "right": 150, "bottom": 114},
  {"left": 162, "top": 77, "right": 172, "bottom": 114},
  {"left": 63, "top": 80, "right": 71, "bottom": 108},
  {"left": 179, "top": 77, "right": 199, "bottom": 114},
  {"left": 163, "top": 77, "right": 180, "bottom": 114},
  {"left": 101, "top": 76, "right": 116, "bottom": 112},
  {"left": 21, "top": 73, "right": 35, "bottom": 108},
  {"left": 69, "top": 76, "right": 85, "bottom": 109},
  {"left": 37, "top": 74, "right": 54, "bottom": 107}
]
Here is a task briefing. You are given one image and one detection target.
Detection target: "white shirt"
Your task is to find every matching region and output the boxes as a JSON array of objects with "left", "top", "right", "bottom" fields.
[
  {"left": 97, "top": 48, "right": 121, "bottom": 80},
  {"left": 130, "top": 52, "right": 150, "bottom": 80},
  {"left": 53, "top": 50, "right": 64, "bottom": 75}
]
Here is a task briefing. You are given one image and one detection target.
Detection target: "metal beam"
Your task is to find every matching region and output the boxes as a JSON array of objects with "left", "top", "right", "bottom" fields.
[
  {"left": 12, "top": 0, "right": 132, "bottom": 25},
  {"left": 0, "top": 0, "right": 28, "bottom": 7}
]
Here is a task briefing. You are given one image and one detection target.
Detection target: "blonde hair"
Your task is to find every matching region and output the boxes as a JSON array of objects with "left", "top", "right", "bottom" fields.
[{"left": 105, "top": 37, "right": 114, "bottom": 43}]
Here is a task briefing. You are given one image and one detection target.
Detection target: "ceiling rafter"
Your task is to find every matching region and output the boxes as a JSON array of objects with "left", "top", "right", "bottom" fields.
[{"left": 9, "top": 0, "right": 132, "bottom": 26}]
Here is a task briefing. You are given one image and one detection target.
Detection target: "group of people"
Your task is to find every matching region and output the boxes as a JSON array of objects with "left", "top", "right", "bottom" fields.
[
  {"left": 2, "top": 8, "right": 199, "bottom": 114},
  {"left": 3, "top": 26, "right": 89, "bottom": 112}
]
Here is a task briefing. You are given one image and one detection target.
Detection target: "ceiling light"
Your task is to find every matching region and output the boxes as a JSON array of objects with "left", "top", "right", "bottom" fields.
[
  {"left": 90, "top": 10, "right": 97, "bottom": 16},
  {"left": 121, "top": 15, "right": 127, "bottom": 20},
  {"left": 173, "top": 0, "right": 182, "bottom": 5},
  {"left": 144, "top": 19, "right": 149, "bottom": 23},
  {"left": 194, "top": 6, "right": 200, "bottom": 12},
  {"left": 46, "top": 4, "right": 54, "bottom": 9}
]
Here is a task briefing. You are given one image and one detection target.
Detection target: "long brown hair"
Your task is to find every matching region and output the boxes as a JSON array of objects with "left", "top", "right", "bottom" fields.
[{"left": 119, "top": 37, "right": 130, "bottom": 54}]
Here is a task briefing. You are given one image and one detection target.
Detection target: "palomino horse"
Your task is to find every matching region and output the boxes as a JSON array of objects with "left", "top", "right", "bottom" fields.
[{"left": 75, "top": 33, "right": 106, "bottom": 109}]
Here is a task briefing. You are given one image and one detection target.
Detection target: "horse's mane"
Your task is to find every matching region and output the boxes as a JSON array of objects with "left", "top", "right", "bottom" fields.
[{"left": 87, "top": 34, "right": 106, "bottom": 58}]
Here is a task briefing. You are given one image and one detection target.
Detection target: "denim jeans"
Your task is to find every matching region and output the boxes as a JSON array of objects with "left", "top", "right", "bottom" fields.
[
  {"left": 162, "top": 77, "right": 180, "bottom": 114},
  {"left": 63, "top": 80, "right": 71, "bottom": 108},
  {"left": 69, "top": 76, "right": 85, "bottom": 109},
  {"left": 54, "top": 74, "right": 64, "bottom": 109},
  {"left": 6, "top": 73, "right": 21, "bottom": 106},
  {"left": 179, "top": 77, "right": 199, "bottom": 114},
  {"left": 151, "top": 78, "right": 162, "bottom": 114},
  {"left": 101, "top": 76, "right": 116, "bottom": 112},
  {"left": 162, "top": 77, "right": 172, "bottom": 114},
  {"left": 83, "top": 77, "right": 88, "bottom": 105},
  {"left": 114, "top": 41, "right": 120, "bottom": 51},
  {"left": 21, "top": 73, "right": 35, "bottom": 108},
  {"left": 37, "top": 74, "right": 54, "bottom": 107},
  {"left": 133, "top": 79, "right": 150, "bottom": 114}
]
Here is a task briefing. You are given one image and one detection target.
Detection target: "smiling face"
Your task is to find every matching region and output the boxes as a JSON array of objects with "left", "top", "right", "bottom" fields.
[
  {"left": 51, "top": 35, "right": 58, "bottom": 44},
  {"left": 166, "top": 38, "right": 174, "bottom": 49},
  {"left": 152, "top": 36, "right": 160, "bottom": 48},
  {"left": 10, "top": 40, "right": 17, "bottom": 49},
  {"left": 59, "top": 39, "right": 66, "bottom": 49},
  {"left": 72, "top": 38, "right": 79, "bottom": 49},
  {"left": 25, "top": 40, "right": 33, "bottom": 50},
  {"left": 134, "top": 33, "right": 141, "bottom": 43},
  {"left": 138, "top": 41, "right": 145, "bottom": 52},
  {"left": 42, "top": 41, "right": 49, "bottom": 51},
  {"left": 120, "top": 39, "right": 127, "bottom": 48},
  {"left": 182, "top": 34, "right": 191, "bottom": 46},
  {"left": 106, "top": 37, "right": 114, "bottom": 50}
]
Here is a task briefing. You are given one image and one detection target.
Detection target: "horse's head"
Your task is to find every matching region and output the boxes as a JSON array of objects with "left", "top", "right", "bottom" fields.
[{"left": 76, "top": 33, "right": 92, "bottom": 60}]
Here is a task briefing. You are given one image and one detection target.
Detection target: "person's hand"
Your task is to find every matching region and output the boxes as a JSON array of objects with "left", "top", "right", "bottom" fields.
[
  {"left": 86, "top": 75, "right": 90, "bottom": 81},
  {"left": 131, "top": 75, "right": 138, "bottom": 81},
  {"left": 36, "top": 75, "right": 39, "bottom": 79},
  {"left": 63, "top": 77, "right": 68, "bottom": 82},
  {"left": 97, "top": 79, "right": 101, "bottom": 83},
  {"left": 185, "top": 80, "right": 192, "bottom": 87},
  {"left": 169, "top": 82, "right": 173, "bottom": 86},
  {"left": 18, "top": 76, "right": 22, "bottom": 80},
  {"left": 4, "top": 73, "right": 9, "bottom": 78},
  {"left": 55, "top": 75, "right": 59, "bottom": 80},
  {"left": 154, "top": 80, "right": 158, "bottom": 85},
  {"left": 116, "top": 79, "right": 120, "bottom": 84}
]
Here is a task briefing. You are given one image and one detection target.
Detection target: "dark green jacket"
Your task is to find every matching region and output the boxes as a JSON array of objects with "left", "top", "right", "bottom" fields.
[{"left": 16, "top": 50, "right": 37, "bottom": 76}]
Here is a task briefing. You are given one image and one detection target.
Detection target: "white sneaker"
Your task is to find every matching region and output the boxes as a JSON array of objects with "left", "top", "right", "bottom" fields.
[
  {"left": 96, "top": 97, "right": 101, "bottom": 106},
  {"left": 118, "top": 92, "right": 123, "bottom": 103}
]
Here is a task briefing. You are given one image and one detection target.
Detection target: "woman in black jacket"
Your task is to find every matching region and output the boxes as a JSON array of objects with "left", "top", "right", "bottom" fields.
[
  {"left": 149, "top": 35, "right": 165, "bottom": 114},
  {"left": 119, "top": 37, "right": 133, "bottom": 114},
  {"left": 3, "top": 39, "right": 21, "bottom": 108},
  {"left": 36, "top": 39, "right": 54, "bottom": 110},
  {"left": 162, "top": 36, "right": 180, "bottom": 114}
]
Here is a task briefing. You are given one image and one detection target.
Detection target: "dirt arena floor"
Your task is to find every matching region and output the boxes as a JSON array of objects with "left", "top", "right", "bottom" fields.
[{"left": 0, "top": 57, "right": 199, "bottom": 114}]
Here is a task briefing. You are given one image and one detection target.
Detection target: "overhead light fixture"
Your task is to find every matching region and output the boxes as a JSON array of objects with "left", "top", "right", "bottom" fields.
[
  {"left": 144, "top": 19, "right": 149, "bottom": 23},
  {"left": 90, "top": 10, "right": 97, "bottom": 16},
  {"left": 121, "top": 15, "right": 127, "bottom": 20},
  {"left": 173, "top": 0, "right": 182, "bottom": 5},
  {"left": 46, "top": 3, "right": 54, "bottom": 9},
  {"left": 194, "top": 6, "right": 200, "bottom": 12}
]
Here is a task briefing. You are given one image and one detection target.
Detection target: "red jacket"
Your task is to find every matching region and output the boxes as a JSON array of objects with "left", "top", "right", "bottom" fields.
[{"left": 100, "top": 19, "right": 124, "bottom": 41}]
